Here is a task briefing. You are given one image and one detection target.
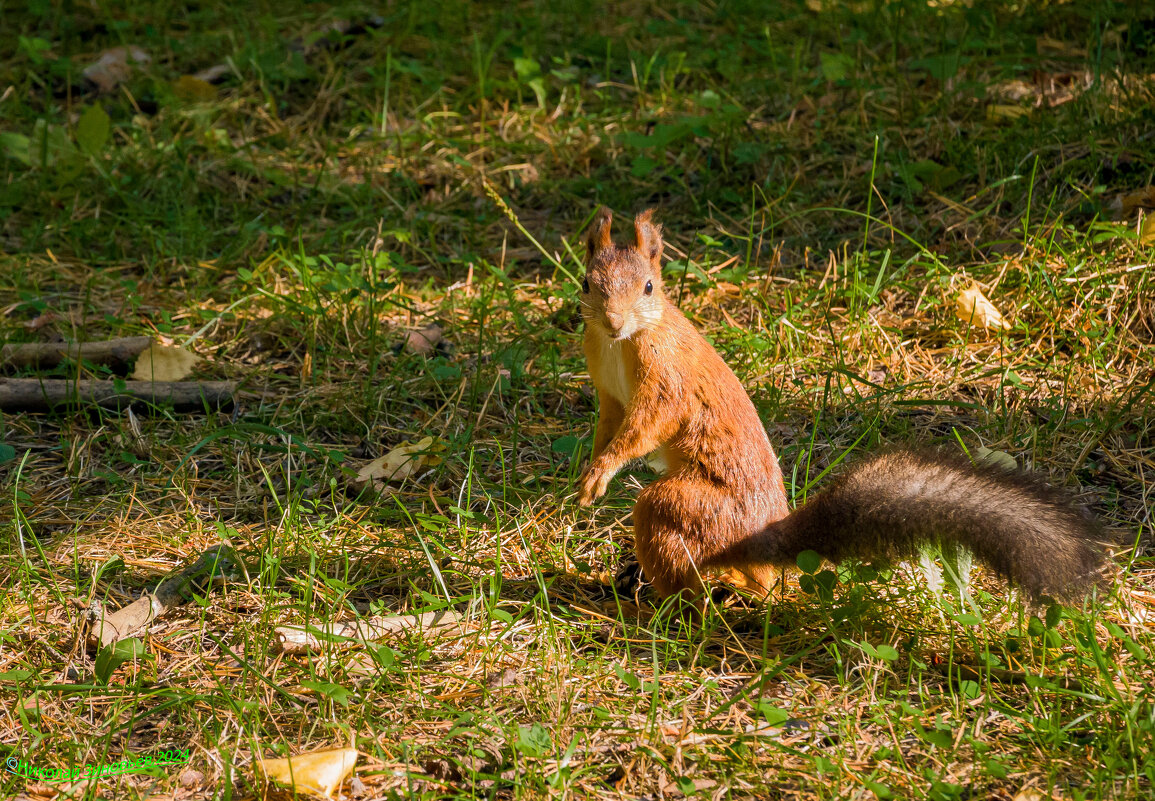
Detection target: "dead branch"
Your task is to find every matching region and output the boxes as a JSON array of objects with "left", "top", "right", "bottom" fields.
[
  {"left": 1, "top": 336, "right": 152, "bottom": 370},
  {"left": 0, "top": 378, "right": 236, "bottom": 412},
  {"left": 88, "top": 545, "right": 245, "bottom": 648}
]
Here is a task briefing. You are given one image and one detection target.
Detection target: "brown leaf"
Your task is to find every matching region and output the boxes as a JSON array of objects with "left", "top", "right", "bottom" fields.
[
  {"left": 398, "top": 323, "right": 444, "bottom": 355},
  {"left": 258, "top": 748, "right": 358, "bottom": 799},
  {"left": 955, "top": 285, "right": 1011, "bottom": 331},
  {"left": 1121, "top": 186, "right": 1155, "bottom": 217},
  {"left": 91, "top": 595, "right": 160, "bottom": 648},
  {"left": 130, "top": 342, "right": 199, "bottom": 381},
  {"left": 178, "top": 769, "right": 204, "bottom": 788},
  {"left": 422, "top": 758, "right": 462, "bottom": 782},
  {"left": 23, "top": 312, "right": 59, "bottom": 332},
  {"left": 82, "top": 46, "right": 150, "bottom": 92},
  {"left": 485, "top": 667, "right": 521, "bottom": 689}
]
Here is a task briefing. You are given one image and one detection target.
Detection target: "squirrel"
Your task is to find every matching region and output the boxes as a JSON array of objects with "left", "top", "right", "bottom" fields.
[{"left": 576, "top": 208, "right": 1108, "bottom": 604}]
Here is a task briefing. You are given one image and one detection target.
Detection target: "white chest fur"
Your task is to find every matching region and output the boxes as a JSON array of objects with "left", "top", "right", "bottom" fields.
[
  {"left": 586, "top": 331, "right": 670, "bottom": 473},
  {"left": 588, "top": 332, "right": 635, "bottom": 407}
]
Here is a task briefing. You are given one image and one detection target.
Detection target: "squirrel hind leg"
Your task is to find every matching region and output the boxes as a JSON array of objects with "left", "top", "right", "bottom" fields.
[
  {"left": 633, "top": 476, "right": 750, "bottom": 601},
  {"left": 633, "top": 481, "right": 707, "bottom": 600}
]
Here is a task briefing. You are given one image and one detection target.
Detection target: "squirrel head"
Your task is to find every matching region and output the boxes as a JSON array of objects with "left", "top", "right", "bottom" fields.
[{"left": 581, "top": 208, "right": 664, "bottom": 341}]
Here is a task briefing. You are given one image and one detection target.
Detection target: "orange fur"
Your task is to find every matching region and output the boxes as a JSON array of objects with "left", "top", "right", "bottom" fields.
[
  {"left": 579, "top": 209, "right": 788, "bottom": 599},
  {"left": 578, "top": 209, "right": 1108, "bottom": 605}
]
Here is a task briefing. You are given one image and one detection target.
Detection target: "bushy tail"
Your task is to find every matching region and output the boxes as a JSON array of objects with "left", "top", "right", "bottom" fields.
[{"left": 708, "top": 450, "right": 1110, "bottom": 600}]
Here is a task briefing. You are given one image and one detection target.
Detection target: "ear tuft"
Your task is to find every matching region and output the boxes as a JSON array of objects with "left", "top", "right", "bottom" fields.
[
  {"left": 586, "top": 207, "right": 613, "bottom": 261},
  {"left": 633, "top": 209, "right": 663, "bottom": 264}
]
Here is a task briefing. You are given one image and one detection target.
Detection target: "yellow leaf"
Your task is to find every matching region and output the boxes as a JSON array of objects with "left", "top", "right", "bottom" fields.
[
  {"left": 986, "top": 104, "right": 1030, "bottom": 121},
  {"left": 130, "top": 342, "right": 199, "bottom": 381},
  {"left": 258, "top": 748, "right": 358, "bottom": 799},
  {"left": 173, "top": 75, "right": 217, "bottom": 102},
  {"left": 355, "top": 436, "right": 445, "bottom": 488},
  {"left": 955, "top": 285, "right": 1010, "bottom": 331},
  {"left": 1140, "top": 213, "right": 1155, "bottom": 246}
]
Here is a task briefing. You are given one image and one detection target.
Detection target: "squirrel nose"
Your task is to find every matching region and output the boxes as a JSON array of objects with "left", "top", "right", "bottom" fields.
[{"left": 604, "top": 312, "right": 624, "bottom": 333}]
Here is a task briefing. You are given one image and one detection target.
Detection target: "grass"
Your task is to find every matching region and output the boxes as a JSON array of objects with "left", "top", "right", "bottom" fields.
[{"left": 2, "top": 0, "right": 1154, "bottom": 799}]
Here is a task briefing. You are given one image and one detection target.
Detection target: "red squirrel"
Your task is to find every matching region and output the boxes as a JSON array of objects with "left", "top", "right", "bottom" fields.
[{"left": 576, "top": 208, "right": 1107, "bottom": 603}]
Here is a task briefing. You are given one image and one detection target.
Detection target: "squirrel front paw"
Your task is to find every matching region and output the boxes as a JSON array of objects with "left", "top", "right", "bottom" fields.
[{"left": 577, "top": 462, "right": 612, "bottom": 506}]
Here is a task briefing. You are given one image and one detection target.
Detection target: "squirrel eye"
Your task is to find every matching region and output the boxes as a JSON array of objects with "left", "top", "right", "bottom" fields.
[
  {"left": 644, "top": 280, "right": 653, "bottom": 295},
  {"left": 581, "top": 279, "right": 589, "bottom": 294}
]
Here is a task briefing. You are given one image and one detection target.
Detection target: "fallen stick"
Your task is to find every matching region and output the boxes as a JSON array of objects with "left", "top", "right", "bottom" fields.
[
  {"left": 0, "top": 378, "right": 236, "bottom": 412},
  {"left": 1, "top": 336, "right": 152, "bottom": 370},
  {"left": 88, "top": 545, "right": 245, "bottom": 648},
  {"left": 274, "top": 610, "right": 470, "bottom": 655}
]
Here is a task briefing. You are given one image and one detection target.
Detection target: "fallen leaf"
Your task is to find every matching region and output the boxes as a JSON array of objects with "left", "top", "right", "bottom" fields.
[
  {"left": 1027, "top": 70, "right": 1088, "bottom": 107},
  {"left": 975, "top": 446, "right": 1018, "bottom": 471},
  {"left": 354, "top": 436, "right": 445, "bottom": 489},
  {"left": 83, "top": 46, "right": 150, "bottom": 92},
  {"left": 131, "top": 342, "right": 199, "bottom": 381},
  {"left": 955, "top": 285, "right": 1010, "bottom": 331},
  {"left": 989, "top": 79, "right": 1036, "bottom": 103},
  {"left": 485, "top": 667, "right": 521, "bottom": 689},
  {"left": 989, "top": 72, "right": 1089, "bottom": 110},
  {"left": 1121, "top": 186, "right": 1155, "bottom": 217},
  {"left": 274, "top": 609, "right": 468, "bottom": 654},
  {"left": 397, "top": 323, "right": 443, "bottom": 355},
  {"left": 987, "top": 104, "right": 1030, "bottom": 121},
  {"left": 172, "top": 75, "right": 217, "bottom": 102},
  {"left": 1141, "top": 214, "right": 1155, "bottom": 246},
  {"left": 422, "top": 758, "right": 462, "bottom": 782},
  {"left": 23, "top": 312, "right": 58, "bottom": 331},
  {"left": 90, "top": 545, "right": 243, "bottom": 647},
  {"left": 178, "top": 770, "right": 204, "bottom": 788},
  {"left": 258, "top": 748, "right": 358, "bottom": 799},
  {"left": 1012, "top": 788, "right": 1049, "bottom": 801},
  {"left": 193, "top": 63, "right": 231, "bottom": 83},
  {"left": 91, "top": 595, "right": 158, "bottom": 648}
]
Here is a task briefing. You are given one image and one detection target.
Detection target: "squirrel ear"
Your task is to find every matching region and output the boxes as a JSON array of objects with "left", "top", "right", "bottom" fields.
[
  {"left": 633, "top": 209, "right": 663, "bottom": 265},
  {"left": 586, "top": 207, "right": 613, "bottom": 262}
]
